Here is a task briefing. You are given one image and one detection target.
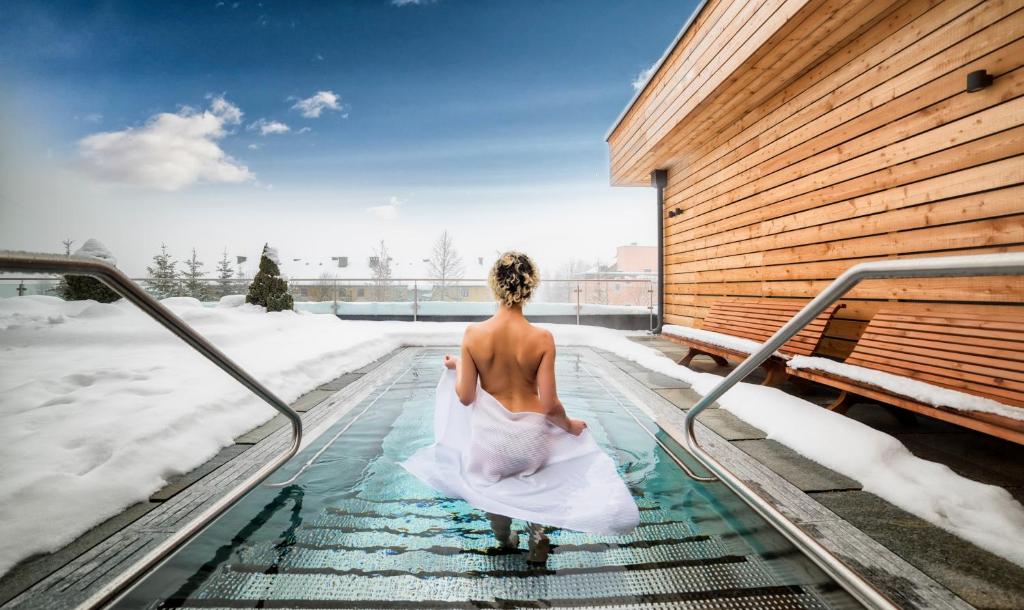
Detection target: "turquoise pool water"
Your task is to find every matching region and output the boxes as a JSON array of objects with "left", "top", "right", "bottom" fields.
[{"left": 115, "top": 348, "right": 861, "bottom": 609}]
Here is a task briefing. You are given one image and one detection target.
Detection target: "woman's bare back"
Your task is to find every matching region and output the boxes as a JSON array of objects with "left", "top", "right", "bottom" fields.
[
  {"left": 465, "top": 313, "right": 549, "bottom": 413},
  {"left": 446, "top": 307, "right": 586, "bottom": 435}
]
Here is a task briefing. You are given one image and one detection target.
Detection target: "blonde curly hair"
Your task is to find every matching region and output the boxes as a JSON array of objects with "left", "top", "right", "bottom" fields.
[{"left": 489, "top": 251, "right": 540, "bottom": 308}]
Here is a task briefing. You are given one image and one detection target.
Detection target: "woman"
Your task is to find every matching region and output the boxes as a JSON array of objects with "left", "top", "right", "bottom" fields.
[{"left": 402, "top": 251, "right": 639, "bottom": 564}]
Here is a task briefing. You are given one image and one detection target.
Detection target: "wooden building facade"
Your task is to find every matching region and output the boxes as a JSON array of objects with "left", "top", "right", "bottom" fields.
[{"left": 607, "top": 0, "right": 1023, "bottom": 359}]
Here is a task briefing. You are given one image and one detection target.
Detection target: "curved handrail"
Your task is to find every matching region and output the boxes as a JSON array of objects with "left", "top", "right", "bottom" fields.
[
  {"left": 679, "top": 252, "right": 1024, "bottom": 610},
  {"left": 0, "top": 251, "right": 303, "bottom": 609}
]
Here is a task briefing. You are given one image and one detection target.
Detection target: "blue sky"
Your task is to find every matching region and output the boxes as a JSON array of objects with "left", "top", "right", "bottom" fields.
[{"left": 0, "top": 0, "right": 698, "bottom": 276}]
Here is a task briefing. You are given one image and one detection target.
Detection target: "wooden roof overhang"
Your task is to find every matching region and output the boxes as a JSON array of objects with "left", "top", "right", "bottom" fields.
[{"left": 606, "top": 0, "right": 888, "bottom": 186}]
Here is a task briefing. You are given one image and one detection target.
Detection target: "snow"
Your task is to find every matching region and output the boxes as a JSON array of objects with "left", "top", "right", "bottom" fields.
[
  {"left": 217, "top": 294, "right": 247, "bottom": 308},
  {"left": 789, "top": 356, "right": 1024, "bottom": 423},
  {"left": 662, "top": 324, "right": 784, "bottom": 358},
  {"left": 73, "top": 238, "right": 117, "bottom": 266},
  {"left": 262, "top": 245, "right": 280, "bottom": 266},
  {"left": 1, "top": 296, "right": 1022, "bottom": 577}
]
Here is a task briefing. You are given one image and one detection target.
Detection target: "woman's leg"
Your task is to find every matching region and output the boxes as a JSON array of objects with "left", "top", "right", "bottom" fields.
[
  {"left": 486, "top": 512, "right": 519, "bottom": 549},
  {"left": 526, "top": 522, "right": 550, "bottom": 564}
]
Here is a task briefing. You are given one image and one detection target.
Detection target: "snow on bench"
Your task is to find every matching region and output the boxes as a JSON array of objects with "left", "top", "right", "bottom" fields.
[
  {"left": 789, "top": 356, "right": 1024, "bottom": 423},
  {"left": 662, "top": 324, "right": 784, "bottom": 358}
]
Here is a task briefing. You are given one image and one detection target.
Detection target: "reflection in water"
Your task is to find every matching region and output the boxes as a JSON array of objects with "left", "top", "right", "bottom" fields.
[{"left": 153, "top": 485, "right": 303, "bottom": 609}]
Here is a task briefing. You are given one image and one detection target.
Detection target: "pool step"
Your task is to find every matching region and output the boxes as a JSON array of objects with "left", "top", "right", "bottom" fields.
[{"left": 169, "top": 561, "right": 835, "bottom": 609}]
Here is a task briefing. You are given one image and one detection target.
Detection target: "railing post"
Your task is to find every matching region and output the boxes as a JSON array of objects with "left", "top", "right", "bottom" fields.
[
  {"left": 413, "top": 280, "right": 418, "bottom": 322},
  {"left": 575, "top": 281, "right": 581, "bottom": 325},
  {"left": 332, "top": 277, "right": 338, "bottom": 316},
  {"left": 649, "top": 279, "right": 654, "bottom": 333}
]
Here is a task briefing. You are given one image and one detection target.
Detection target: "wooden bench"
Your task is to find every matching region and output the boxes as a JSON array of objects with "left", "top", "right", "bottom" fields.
[
  {"left": 662, "top": 299, "right": 845, "bottom": 386},
  {"left": 787, "top": 308, "right": 1024, "bottom": 445}
]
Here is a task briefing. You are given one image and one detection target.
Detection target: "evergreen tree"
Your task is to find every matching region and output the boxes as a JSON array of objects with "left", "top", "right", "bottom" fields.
[
  {"left": 214, "top": 249, "right": 236, "bottom": 298},
  {"left": 246, "top": 243, "right": 294, "bottom": 312},
  {"left": 146, "top": 243, "right": 180, "bottom": 298},
  {"left": 58, "top": 238, "right": 120, "bottom": 303},
  {"left": 182, "top": 248, "right": 210, "bottom": 301}
]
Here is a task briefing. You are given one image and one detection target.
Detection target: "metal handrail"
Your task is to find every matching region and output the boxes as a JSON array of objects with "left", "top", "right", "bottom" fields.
[
  {"left": 679, "top": 252, "right": 1024, "bottom": 610},
  {"left": 0, "top": 251, "right": 304, "bottom": 609}
]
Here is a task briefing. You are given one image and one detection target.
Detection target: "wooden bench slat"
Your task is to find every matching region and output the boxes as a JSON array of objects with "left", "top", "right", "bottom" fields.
[
  {"left": 712, "top": 304, "right": 840, "bottom": 321},
  {"left": 857, "top": 331, "right": 1024, "bottom": 366},
  {"left": 873, "top": 312, "right": 1024, "bottom": 330},
  {"left": 846, "top": 352, "right": 1024, "bottom": 404},
  {"left": 850, "top": 336, "right": 1024, "bottom": 374},
  {"left": 849, "top": 344, "right": 1024, "bottom": 384},
  {"left": 705, "top": 312, "right": 830, "bottom": 332},
  {"left": 864, "top": 323, "right": 1024, "bottom": 352},
  {"left": 703, "top": 318, "right": 825, "bottom": 340}
]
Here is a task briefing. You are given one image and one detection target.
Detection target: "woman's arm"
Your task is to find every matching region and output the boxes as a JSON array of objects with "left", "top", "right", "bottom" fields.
[
  {"left": 452, "top": 328, "right": 479, "bottom": 406},
  {"left": 536, "top": 332, "right": 586, "bottom": 435}
]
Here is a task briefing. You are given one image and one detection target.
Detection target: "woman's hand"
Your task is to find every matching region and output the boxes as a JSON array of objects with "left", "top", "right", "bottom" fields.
[
  {"left": 443, "top": 354, "right": 459, "bottom": 370},
  {"left": 568, "top": 419, "right": 588, "bottom": 436}
]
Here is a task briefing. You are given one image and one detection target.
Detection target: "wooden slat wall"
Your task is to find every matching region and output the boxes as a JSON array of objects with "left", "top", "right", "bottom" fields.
[{"left": 614, "top": 0, "right": 1024, "bottom": 359}]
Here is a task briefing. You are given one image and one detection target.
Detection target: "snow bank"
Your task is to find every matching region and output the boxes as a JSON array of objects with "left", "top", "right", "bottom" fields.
[
  {"left": 1, "top": 296, "right": 1022, "bottom": 577},
  {"left": 789, "top": 356, "right": 1024, "bottom": 422},
  {"left": 662, "top": 324, "right": 784, "bottom": 358}
]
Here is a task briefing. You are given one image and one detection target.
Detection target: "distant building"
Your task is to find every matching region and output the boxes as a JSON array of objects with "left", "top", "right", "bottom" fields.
[{"left": 577, "top": 244, "right": 656, "bottom": 307}]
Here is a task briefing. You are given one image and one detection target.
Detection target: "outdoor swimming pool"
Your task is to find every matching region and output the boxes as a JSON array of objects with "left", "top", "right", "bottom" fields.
[{"left": 114, "top": 348, "right": 861, "bottom": 609}]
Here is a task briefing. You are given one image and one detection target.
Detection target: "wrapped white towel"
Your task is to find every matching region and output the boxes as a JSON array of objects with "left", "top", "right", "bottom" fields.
[{"left": 401, "top": 369, "right": 640, "bottom": 535}]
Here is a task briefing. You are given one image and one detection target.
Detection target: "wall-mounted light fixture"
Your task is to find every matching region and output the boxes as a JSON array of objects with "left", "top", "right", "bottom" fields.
[
  {"left": 667, "top": 207, "right": 683, "bottom": 218},
  {"left": 966, "top": 69, "right": 993, "bottom": 93}
]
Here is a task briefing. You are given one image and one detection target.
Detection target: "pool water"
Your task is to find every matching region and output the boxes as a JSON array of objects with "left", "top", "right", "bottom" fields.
[{"left": 115, "top": 348, "right": 861, "bottom": 609}]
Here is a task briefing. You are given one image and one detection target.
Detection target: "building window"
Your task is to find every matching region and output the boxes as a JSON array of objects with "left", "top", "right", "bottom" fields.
[{"left": 357, "top": 288, "right": 365, "bottom": 297}]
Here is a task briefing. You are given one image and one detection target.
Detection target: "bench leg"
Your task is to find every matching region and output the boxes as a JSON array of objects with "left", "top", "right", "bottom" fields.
[
  {"left": 760, "top": 362, "right": 788, "bottom": 387},
  {"left": 678, "top": 347, "right": 729, "bottom": 368},
  {"left": 826, "top": 391, "right": 855, "bottom": 415},
  {"left": 677, "top": 348, "right": 699, "bottom": 367},
  {"left": 709, "top": 354, "right": 729, "bottom": 367}
]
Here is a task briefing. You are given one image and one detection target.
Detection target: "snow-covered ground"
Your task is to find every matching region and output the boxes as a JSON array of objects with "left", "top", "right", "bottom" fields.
[{"left": 1, "top": 295, "right": 1023, "bottom": 578}]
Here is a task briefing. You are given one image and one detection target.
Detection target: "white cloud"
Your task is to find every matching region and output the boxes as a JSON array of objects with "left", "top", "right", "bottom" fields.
[
  {"left": 247, "top": 118, "right": 290, "bottom": 135},
  {"left": 297, "top": 127, "right": 312, "bottom": 134},
  {"left": 77, "top": 94, "right": 253, "bottom": 191},
  {"left": 392, "top": 0, "right": 437, "bottom": 5},
  {"left": 366, "top": 196, "right": 404, "bottom": 220},
  {"left": 631, "top": 63, "right": 657, "bottom": 91},
  {"left": 247, "top": 143, "right": 261, "bottom": 150},
  {"left": 291, "top": 90, "right": 342, "bottom": 118},
  {"left": 208, "top": 94, "right": 243, "bottom": 124}
]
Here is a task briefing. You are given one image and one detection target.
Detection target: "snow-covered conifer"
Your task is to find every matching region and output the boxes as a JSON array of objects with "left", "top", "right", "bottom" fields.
[
  {"left": 182, "top": 248, "right": 209, "bottom": 300},
  {"left": 146, "top": 244, "right": 180, "bottom": 298},
  {"left": 58, "top": 238, "right": 120, "bottom": 302},
  {"left": 215, "top": 249, "right": 235, "bottom": 298},
  {"left": 245, "top": 243, "right": 293, "bottom": 311}
]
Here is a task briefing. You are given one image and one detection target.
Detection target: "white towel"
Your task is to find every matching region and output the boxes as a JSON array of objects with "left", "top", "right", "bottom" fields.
[{"left": 401, "top": 369, "right": 640, "bottom": 536}]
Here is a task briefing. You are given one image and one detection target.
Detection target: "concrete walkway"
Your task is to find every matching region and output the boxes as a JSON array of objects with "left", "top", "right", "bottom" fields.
[{"left": 623, "top": 335, "right": 1024, "bottom": 610}]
